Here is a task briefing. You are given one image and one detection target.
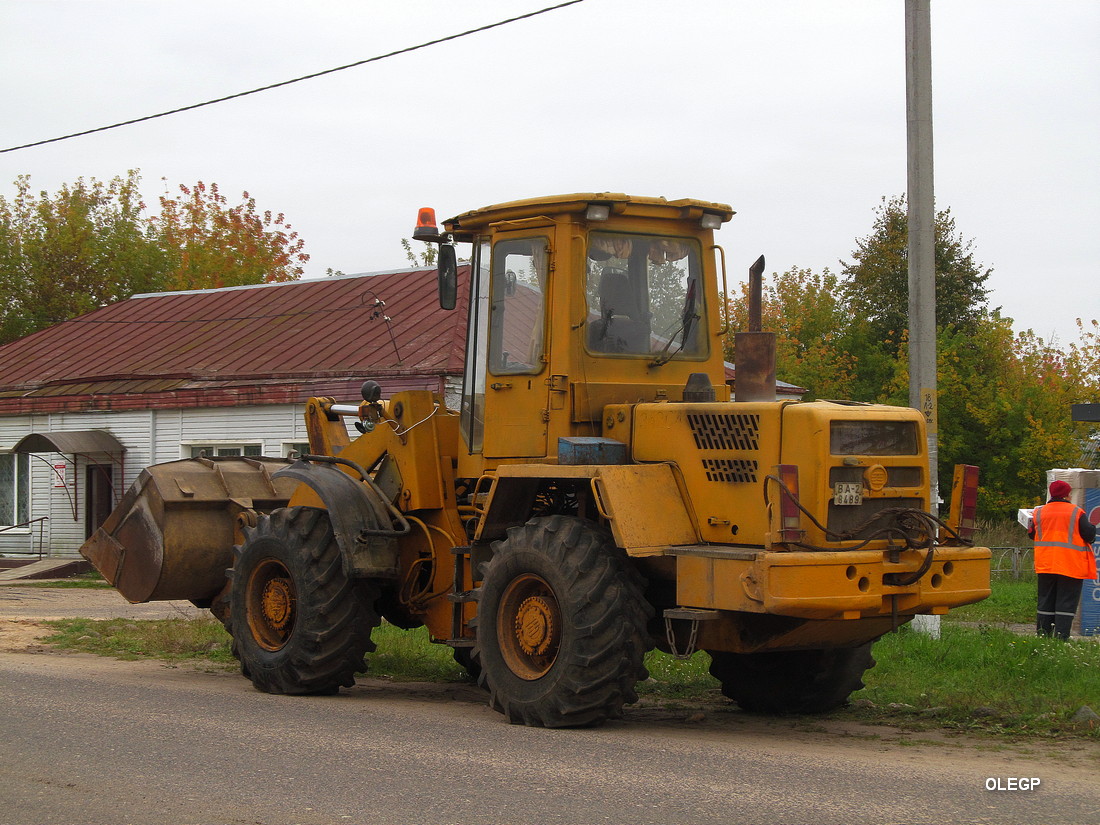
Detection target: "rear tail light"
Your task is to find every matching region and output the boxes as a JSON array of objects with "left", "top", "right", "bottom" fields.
[
  {"left": 946, "top": 464, "right": 979, "bottom": 542},
  {"left": 777, "top": 464, "right": 803, "bottom": 543}
]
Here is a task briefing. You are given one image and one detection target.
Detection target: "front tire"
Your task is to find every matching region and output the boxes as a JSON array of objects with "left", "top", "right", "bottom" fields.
[
  {"left": 229, "top": 507, "right": 380, "bottom": 695},
  {"left": 473, "top": 516, "right": 651, "bottom": 728},
  {"left": 707, "top": 644, "right": 875, "bottom": 714}
]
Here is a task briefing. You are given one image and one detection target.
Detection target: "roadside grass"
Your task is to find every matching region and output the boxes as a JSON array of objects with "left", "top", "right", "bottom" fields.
[
  {"left": 641, "top": 626, "right": 1100, "bottom": 738},
  {"left": 41, "top": 619, "right": 472, "bottom": 681},
  {"left": 12, "top": 571, "right": 111, "bottom": 589},
  {"left": 369, "top": 624, "right": 469, "bottom": 682},
  {"left": 31, "top": 540, "right": 1097, "bottom": 739},
  {"left": 42, "top": 616, "right": 236, "bottom": 664},
  {"left": 973, "top": 517, "right": 1030, "bottom": 549},
  {"left": 848, "top": 625, "right": 1100, "bottom": 736},
  {"left": 942, "top": 578, "right": 1035, "bottom": 625}
]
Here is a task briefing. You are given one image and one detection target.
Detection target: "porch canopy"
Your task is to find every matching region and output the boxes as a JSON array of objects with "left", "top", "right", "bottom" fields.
[{"left": 13, "top": 430, "right": 125, "bottom": 455}]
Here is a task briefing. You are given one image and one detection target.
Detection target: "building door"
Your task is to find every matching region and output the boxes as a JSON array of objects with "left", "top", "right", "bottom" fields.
[{"left": 85, "top": 465, "right": 114, "bottom": 539}]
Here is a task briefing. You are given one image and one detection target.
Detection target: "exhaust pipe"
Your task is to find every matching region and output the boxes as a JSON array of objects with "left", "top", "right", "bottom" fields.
[{"left": 734, "top": 255, "right": 777, "bottom": 402}]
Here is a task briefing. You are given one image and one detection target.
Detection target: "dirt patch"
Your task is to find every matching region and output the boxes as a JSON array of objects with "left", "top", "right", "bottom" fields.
[
  {"left": 0, "top": 618, "right": 53, "bottom": 652},
  {"left": 0, "top": 583, "right": 205, "bottom": 654}
]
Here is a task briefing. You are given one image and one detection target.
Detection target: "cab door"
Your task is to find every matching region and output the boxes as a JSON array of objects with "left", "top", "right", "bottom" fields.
[{"left": 481, "top": 234, "right": 550, "bottom": 458}]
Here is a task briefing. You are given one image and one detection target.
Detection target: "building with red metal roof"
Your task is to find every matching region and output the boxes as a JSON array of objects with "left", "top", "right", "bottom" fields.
[
  {"left": 0, "top": 267, "right": 468, "bottom": 558},
  {"left": 0, "top": 266, "right": 469, "bottom": 415}
]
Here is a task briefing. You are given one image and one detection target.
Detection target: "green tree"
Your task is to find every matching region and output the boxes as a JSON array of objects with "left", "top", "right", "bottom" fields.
[
  {"left": 1066, "top": 320, "right": 1100, "bottom": 467},
  {"left": 835, "top": 318, "right": 906, "bottom": 404},
  {"left": 0, "top": 173, "right": 309, "bottom": 344},
  {"left": 0, "top": 172, "right": 169, "bottom": 343},
  {"left": 401, "top": 238, "right": 437, "bottom": 268},
  {"left": 934, "top": 316, "right": 1036, "bottom": 514},
  {"left": 720, "top": 197, "right": 1097, "bottom": 519},
  {"left": 647, "top": 259, "right": 688, "bottom": 339},
  {"left": 869, "top": 313, "right": 1091, "bottom": 518},
  {"left": 841, "top": 195, "right": 993, "bottom": 348}
]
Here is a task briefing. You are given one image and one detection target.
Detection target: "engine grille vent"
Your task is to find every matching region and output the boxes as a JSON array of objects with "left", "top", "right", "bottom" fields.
[
  {"left": 702, "top": 458, "right": 759, "bottom": 484},
  {"left": 687, "top": 413, "right": 760, "bottom": 451}
]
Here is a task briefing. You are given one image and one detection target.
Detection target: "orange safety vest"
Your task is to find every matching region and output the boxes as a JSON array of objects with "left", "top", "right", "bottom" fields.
[{"left": 1032, "top": 501, "right": 1097, "bottom": 580}]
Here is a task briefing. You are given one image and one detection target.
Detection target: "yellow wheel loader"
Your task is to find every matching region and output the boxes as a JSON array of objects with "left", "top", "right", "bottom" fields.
[{"left": 81, "top": 193, "right": 990, "bottom": 727}]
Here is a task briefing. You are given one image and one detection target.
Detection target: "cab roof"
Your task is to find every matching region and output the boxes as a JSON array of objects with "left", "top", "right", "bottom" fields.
[{"left": 445, "top": 192, "right": 735, "bottom": 232}]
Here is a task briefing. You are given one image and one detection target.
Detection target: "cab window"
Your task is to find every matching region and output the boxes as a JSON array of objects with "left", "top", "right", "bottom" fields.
[
  {"left": 461, "top": 238, "right": 491, "bottom": 452},
  {"left": 489, "top": 237, "right": 548, "bottom": 375},
  {"left": 585, "top": 232, "right": 706, "bottom": 359}
]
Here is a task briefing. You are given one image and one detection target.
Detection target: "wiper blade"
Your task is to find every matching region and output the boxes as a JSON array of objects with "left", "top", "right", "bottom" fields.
[{"left": 650, "top": 280, "right": 698, "bottom": 367}]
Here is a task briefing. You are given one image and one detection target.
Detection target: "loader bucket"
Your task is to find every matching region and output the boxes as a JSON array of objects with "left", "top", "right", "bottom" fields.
[{"left": 79, "top": 456, "right": 298, "bottom": 604}]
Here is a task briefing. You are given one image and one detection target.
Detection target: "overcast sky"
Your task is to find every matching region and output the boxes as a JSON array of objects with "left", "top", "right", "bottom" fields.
[{"left": 2, "top": 0, "right": 1096, "bottom": 346}]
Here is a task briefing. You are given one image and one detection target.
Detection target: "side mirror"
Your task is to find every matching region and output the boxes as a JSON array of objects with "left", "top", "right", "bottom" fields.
[{"left": 438, "top": 243, "right": 457, "bottom": 310}]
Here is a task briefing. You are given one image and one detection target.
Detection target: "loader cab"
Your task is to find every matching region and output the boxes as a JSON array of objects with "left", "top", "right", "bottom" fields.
[{"left": 431, "top": 194, "right": 735, "bottom": 473}]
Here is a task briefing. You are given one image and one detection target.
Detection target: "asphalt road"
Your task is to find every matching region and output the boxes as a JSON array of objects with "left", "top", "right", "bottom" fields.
[
  {"left": 2, "top": 650, "right": 1099, "bottom": 825},
  {"left": 1, "top": 586, "right": 1098, "bottom": 824}
]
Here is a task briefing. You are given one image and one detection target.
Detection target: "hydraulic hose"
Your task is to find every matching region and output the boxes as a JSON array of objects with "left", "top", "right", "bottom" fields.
[{"left": 762, "top": 474, "right": 971, "bottom": 584}]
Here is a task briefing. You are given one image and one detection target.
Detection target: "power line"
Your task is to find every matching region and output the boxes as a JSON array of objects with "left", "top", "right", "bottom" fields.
[{"left": 1, "top": 0, "right": 586, "bottom": 154}]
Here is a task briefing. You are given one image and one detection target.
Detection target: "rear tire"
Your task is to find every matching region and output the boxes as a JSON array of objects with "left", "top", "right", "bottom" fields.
[
  {"left": 473, "top": 515, "right": 651, "bottom": 728},
  {"left": 229, "top": 507, "right": 380, "bottom": 695},
  {"left": 707, "top": 644, "right": 875, "bottom": 714}
]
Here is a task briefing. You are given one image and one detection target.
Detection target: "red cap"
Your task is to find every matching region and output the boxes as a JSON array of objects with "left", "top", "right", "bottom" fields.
[{"left": 1049, "top": 480, "right": 1072, "bottom": 499}]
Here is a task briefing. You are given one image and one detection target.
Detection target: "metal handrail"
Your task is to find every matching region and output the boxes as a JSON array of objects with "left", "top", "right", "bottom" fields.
[{"left": 0, "top": 516, "right": 50, "bottom": 558}]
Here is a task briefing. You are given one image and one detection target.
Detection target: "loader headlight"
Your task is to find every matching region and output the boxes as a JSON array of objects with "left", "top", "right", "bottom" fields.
[
  {"left": 700, "top": 212, "right": 723, "bottom": 230},
  {"left": 585, "top": 203, "right": 610, "bottom": 221}
]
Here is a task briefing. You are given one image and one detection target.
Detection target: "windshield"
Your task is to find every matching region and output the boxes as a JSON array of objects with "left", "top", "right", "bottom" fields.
[{"left": 584, "top": 231, "right": 706, "bottom": 359}]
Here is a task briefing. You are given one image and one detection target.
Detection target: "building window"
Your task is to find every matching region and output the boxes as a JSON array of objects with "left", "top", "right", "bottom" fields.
[
  {"left": 283, "top": 442, "right": 311, "bottom": 458},
  {"left": 187, "top": 444, "right": 264, "bottom": 458},
  {"left": 0, "top": 452, "right": 30, "bottom": 528}
]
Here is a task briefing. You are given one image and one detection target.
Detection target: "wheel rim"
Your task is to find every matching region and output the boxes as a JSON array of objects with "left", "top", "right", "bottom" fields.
[
  {"left": 497, "top": 573, "right": 561, "bottom": 680},
  {"left": 246, "top": 558, "right": 297, "bottom": 651}
]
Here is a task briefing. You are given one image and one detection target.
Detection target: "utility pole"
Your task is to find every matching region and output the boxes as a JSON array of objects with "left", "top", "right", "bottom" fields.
[{"left": 906, "top": 0, "right": 940, "bottom": 637}]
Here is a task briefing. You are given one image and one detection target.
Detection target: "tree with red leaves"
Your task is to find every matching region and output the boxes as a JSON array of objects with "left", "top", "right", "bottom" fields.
[{"left": 154, "top": 180, "right": 308, "bottom": 290}]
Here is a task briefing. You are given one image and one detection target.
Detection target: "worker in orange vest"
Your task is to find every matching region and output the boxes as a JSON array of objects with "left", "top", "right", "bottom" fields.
[{"left": 1027, "top": 480, "right": 1098, "bottom": 639}]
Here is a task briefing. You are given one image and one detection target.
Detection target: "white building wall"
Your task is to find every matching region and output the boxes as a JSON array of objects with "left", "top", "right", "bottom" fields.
[
  {"left": 0, "top": 404, "right": 357, "bottom": 558},
  {"left": 174, "top": 405, "right": 309, "bottom": 457}
]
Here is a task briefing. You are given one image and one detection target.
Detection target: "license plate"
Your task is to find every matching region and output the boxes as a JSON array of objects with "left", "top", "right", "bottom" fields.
[{"left": 834, "top": 481, "right": 863, "bottom": 506}]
